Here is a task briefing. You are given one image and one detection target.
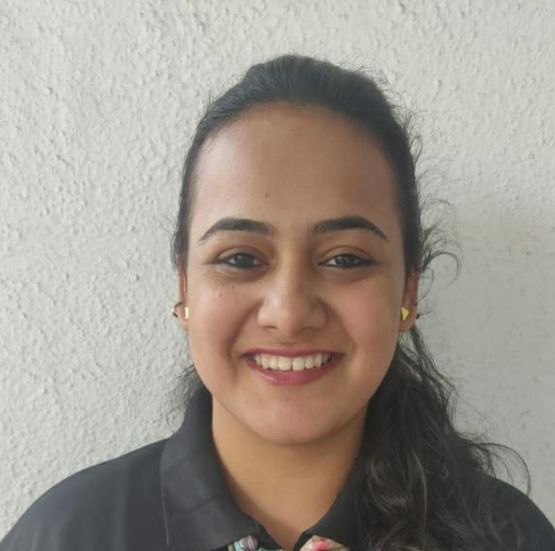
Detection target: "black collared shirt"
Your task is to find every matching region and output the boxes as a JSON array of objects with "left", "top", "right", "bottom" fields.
[{"left": 1, "top": 387, "right": 554, "bottom": 550}]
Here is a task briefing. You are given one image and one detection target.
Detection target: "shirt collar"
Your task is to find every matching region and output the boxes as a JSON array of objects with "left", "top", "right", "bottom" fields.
[{"left": 160, "top": 386, "right": 366, "bottom": 550}]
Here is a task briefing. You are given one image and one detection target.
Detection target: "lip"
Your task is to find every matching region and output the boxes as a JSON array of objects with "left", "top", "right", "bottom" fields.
[{"left": 244, "top": 353, "right": 342, "bottom": 386}]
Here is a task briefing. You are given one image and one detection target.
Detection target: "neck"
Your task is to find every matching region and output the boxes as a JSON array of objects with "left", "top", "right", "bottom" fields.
[{"left": 212, "top": 401, "right": 367, "bottom": 550}]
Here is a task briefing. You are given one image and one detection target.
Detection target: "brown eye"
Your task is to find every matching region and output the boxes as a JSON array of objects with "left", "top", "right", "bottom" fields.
[
  {"left": 322, "top": 254, "right": 373, "bottom": 269},
  {"left": 215, "top": 253, "right": 263, "bottom": 269}
]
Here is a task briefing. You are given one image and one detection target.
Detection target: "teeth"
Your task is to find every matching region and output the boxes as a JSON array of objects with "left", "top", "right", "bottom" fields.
[
  {"left": 253, "top": 353, "right": 333, "bottom": 371},
  {"left": 278, "top": 357, "right": 289, "bottom": 371}
]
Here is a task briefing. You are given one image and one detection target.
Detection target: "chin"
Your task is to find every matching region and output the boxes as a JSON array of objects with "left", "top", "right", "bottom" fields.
[
  {"left": 241, "top": 405, "right": 356, "bottom": 448},
  {"left": 252, "top": 422, "right": 333, "bottom": 447}
]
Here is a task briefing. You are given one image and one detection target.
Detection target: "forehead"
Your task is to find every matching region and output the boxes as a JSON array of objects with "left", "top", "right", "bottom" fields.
[{"left": 190, "top": 102, "right": 401, "bottom": 243}]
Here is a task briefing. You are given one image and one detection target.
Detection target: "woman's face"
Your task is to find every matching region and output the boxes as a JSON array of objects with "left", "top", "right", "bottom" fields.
[{"left": 178, "top": 102, "right": 418, "bottom": 445}]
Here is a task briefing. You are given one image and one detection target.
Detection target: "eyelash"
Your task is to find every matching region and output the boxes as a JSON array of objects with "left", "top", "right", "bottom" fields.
[{"left": 214, "top": 252, "right": 374, "bottom": 270}]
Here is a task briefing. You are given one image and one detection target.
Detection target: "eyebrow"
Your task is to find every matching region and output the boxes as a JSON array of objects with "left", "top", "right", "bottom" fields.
[{"left": 198, "top": 215, "right": 389, "bottom": 243}]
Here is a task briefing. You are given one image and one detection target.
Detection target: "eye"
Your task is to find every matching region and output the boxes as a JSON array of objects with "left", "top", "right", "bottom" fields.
[
  {"left": 322, "top": 254, "right": 373, "bottom": 269},
  {"left": 214, "top": 252, "right": 263, "bottom": 270}
]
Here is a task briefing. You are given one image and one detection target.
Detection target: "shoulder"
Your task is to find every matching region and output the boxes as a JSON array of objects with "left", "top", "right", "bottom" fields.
[
  {"left": 486, "top": 476, "right": 555, "bottom": 550},
  {"left": 0, "top": 440, "right": 168, "bottom": 551}
]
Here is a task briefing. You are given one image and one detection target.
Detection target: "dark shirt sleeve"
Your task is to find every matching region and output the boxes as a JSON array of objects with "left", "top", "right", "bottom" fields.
[
  {"left": 1, "top": 473, "right": 116, "bottom": 551},
  {"left": 0, "top": 441, "right": 167, "bottom": 551},
  {"left": 490, "top": 478, "right": 555, "bottom": 550},
  {"left": 2, "top": 490, "right": 95, "bottom": 551}
]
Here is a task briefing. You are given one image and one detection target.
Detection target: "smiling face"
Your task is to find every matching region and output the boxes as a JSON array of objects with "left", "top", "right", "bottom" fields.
[{"left": 177, "top": 102, "right": 418, "bottom": 446}]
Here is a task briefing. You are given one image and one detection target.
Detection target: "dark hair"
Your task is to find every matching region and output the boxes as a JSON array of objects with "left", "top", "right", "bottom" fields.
[{"left": 171, "top": 54, "right": 528, "bottom": 550}]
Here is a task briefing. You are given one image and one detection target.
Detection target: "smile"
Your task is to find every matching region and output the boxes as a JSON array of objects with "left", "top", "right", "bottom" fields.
[{"left": 253, "top": 353, "right": 333, "bottom": 371}]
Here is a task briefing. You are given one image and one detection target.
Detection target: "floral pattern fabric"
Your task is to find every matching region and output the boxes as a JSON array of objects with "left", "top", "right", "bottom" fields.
[{"left": 228, "top": 534, "right": 348, "bottom": 550}]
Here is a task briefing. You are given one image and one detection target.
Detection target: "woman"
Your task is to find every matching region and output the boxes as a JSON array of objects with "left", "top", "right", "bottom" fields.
[{"left": 2, "top": 54, "right": 554, "bottom": 551}]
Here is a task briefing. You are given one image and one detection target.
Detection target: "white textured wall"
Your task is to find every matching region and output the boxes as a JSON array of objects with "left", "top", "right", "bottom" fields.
[{"left": 1, "top": 0, "right": 554, "bottom": 533}]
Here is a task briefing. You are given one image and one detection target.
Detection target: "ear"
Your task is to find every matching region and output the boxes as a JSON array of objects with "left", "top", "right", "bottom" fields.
[
  {"left": 400, "top": 270, "right": 419, "bottom": 332},
  {"left": 176, "top": 258, "right": 189, "bottom": 330}
]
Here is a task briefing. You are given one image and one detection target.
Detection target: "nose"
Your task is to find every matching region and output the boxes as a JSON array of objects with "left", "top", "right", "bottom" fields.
[{"left": 256, "top": 258, "right": 326, "bottom": 338}]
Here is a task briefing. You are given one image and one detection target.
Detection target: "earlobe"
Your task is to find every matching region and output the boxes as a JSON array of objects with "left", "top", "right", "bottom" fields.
[
  {"left": 173, "top": 301, "right": 189, "bottom": 329},
  {"left": 176, "top": 261, "right": 189, "bottom": 330},
  {"left": 400, "top": 270, "right": 419, "bottom": 331}
]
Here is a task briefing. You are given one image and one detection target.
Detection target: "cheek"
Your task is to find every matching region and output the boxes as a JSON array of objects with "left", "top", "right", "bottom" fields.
[
  {"left": 187, "top": 280, "right": 250, "bottom": 372},
  {"left": 340, "top": 280, "right": 400, "bottom": 356}
]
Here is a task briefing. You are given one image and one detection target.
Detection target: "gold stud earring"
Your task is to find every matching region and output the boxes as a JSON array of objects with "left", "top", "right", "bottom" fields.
[
  {"left": 401, "top": 306, "right": 410, "bottom": 321},
  {"left": 172, "top": 302, "right": 188, "bottom": 321}
]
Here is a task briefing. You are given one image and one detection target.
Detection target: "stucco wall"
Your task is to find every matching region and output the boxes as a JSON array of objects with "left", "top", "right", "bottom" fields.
[{"left": 1, "top": 0, "right": 554, "bottom": 533}]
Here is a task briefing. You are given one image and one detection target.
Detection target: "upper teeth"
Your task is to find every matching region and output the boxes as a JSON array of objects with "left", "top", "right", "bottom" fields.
[{"left": 253, "top": 353, "right": 332, "bottom": 371}]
